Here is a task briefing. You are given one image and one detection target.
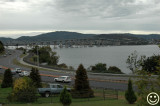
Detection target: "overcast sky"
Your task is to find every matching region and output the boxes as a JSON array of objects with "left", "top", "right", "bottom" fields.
[{"left": 0, "top": 0, "right": 160, "bottom": 38}]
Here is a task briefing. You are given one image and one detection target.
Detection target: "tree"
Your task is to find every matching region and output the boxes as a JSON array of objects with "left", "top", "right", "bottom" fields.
[
  {"left": 91, "top": 63, "right": 107, "bottom": 72},
  {"left": 29, "top": 67, "right": 42, "bottom": 88},
  {"left": 126, "top": 51, "right": 146, "bottom": 74},
  {"left": 1, "top": 69, "right": 13, "bottom": 88},
  {"left": 48, "top": 52, "right": 59, "bottom": 65},
  {"left": 125, "top": 79, "right": 137, "bottom": 104},
  {"left": 108, "top": 66, "right": 123, "bottom": 74},
  {"left": 8, "top": 77, "right": 37, "bottom": 102},
  {"left": 72, "top": 64, "right": 94, "bottom": 98},
  {"left": 0, "top": 41, "right": 5, "bottom": 53},
  {"left": 141, "top": 55, "right": 160, "bottom": 74},
  {"left": 60, "top": 86, "right": 72, "bottom": 106}
]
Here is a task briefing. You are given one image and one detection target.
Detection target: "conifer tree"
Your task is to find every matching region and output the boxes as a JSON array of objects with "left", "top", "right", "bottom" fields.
[
  {"left": 1, "top": 69, "right": 13, "bottom": 88},
  {"left": 60, "top": 86, "right": 72, "bottom": 106},
  {"left": 73, "top": 64, "right": 94, "bottom": 98},
  {"left": 125, "top": 79, "right": 137, "bottom": 104},
  {"left": 29, "top": 67, "right": 42, "bottom": 88}
]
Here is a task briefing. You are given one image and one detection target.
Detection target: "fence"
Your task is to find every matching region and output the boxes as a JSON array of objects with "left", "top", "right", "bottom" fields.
[{"left": 0, "top": 88, "right": 118, "bottom": 104}]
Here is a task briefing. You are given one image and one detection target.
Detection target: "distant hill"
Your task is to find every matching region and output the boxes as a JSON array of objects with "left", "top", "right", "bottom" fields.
[
  {"left": 17, "top": 31, "right": 95, "bottom": 41},
  {"left": 1, "top": 31, "right": 160, "bottom": 45}
]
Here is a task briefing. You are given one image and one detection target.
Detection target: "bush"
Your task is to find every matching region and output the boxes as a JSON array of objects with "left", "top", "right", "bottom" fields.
[
  {"left": 108, "top": 66, "right": 123, "bottom": 74},
  {"left": 72, "top": 64, "right": 94, "bottom": 98},
  {"left": 60, "top": 87, "right": 72, "bottom": 106},
  {"left": 1, "top": 69, "right": 13, "bottom": 88},
  {"left": 8, "top": 77, "right": 37, "bottom": 102},
  {"left": 125, "top": 79, "right": 137, "bottom": 104},
  {"left": 91, "top": 63, "right": 107, "bottom": 72},
  {"left": 29, "top": 67, "right": 42, "bottom": 88}
]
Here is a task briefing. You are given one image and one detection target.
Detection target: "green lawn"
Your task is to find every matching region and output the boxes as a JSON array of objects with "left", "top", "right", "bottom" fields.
[{"left": 4, "top": 99, "right": 136, "bottom": 106}]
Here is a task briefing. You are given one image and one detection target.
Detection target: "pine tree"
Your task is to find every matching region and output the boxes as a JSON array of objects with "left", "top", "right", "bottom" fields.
[
  {"left": 125, "top": 79, "right": 137, "bottom": 104},
  {"left": 60, "top": 86, "right": 72, "bottom": 106},
  {"left": 72, "top": 64, "right": 94, "bottom": 98},
  {"left": 29, "top": 67, "right": 42, "bottom": 88},
  {"left": 1, "top": 69, "right": 13, "bottom": 88}
]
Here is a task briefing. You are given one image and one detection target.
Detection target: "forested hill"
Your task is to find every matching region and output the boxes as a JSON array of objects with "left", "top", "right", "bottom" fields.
[
  {"left": 16, "top": 31, "right": 95, "bottom": 41},
  {"left": 0, "top": 31, "right": 160, "bottom": 44}
]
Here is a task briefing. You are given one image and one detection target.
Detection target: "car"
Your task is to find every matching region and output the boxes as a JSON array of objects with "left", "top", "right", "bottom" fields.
[
  {"left": 3, "top": 54, "right": 7, "bottom": 57},
  {"left": 54, "top": 76, "right": 71, "bottom": 83},
  {"left": 15, "top": 68, "right": 22, "bottom": 73},
  {"left": 19, "top": 71, "right": 30, "bottom": 77},
  {"left": 0, "top": 66, "right": 2, "bottom": 69},
  {"left": 38, "top": 84, "right": 71, "bottom": 97},
  {"left": 11, "top": 70, "right": 16, "bottom": 75}
]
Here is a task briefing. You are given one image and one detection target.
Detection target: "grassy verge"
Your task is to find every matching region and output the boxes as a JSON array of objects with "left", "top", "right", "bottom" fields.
[{"left": 20, "top": 54, "right": 27, "bottom": 58}]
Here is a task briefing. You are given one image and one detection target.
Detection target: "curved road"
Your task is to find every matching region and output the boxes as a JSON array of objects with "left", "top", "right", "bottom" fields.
[{"left": 0, "top": 49, "right": 133, "bottom": 91}]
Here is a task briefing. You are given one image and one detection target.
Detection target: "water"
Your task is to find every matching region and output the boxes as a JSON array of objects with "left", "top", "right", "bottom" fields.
[
  {"left": 7, "top": 45, "right": 160, "bottom": 74},
  {"left": 51, "top": 45, "right": 160, "bottom": 74}
]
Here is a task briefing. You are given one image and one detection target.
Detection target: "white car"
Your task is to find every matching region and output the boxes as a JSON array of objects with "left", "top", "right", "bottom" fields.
[
  {"left": 54, "top": 76, "right": 72, "bottom": 83},
  {"left": 19, "top": 71, "right": 30, "bottom": 77},
  {"left": 15, "top": 68, "right": 22, "bottom": 73}
]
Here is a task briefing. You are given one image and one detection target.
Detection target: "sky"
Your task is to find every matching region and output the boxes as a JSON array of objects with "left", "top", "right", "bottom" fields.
[{"left": 0, "top": 0, "right": 160, "bottom": 38}]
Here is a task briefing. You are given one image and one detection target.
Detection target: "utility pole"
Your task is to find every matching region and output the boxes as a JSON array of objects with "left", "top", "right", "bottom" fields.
[{"left": 37, "top": 46, "right": 39, "bottom": 66}]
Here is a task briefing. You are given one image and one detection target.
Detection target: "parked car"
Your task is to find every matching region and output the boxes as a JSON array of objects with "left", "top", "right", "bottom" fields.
[
  {"left": 0, "top": 66, "right": 2, "bottom": 69},
  {"left": 19, "top": 71, "right": 30, "bottom": 77},
  {"left": 38, "top": 84, "right": 71, "bottom": 97},
  {"left": 54, "top": 76, "right": 72, "bottom": 83}
]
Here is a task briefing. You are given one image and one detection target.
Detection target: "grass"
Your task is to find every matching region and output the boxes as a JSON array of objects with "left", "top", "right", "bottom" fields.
[
  {"left": 4, "top": 99, "right": 136, "bottom": 106},
  {"left": 20, "top": 54, "right": 27, "bottom": 58},
  {"left": 0, "top": 82, "right": 138, "bottom": 106}
]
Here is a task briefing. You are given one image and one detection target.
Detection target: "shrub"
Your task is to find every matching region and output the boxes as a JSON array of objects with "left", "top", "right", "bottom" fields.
[
  {"left": 8, "top": 77, "right": 37, "bottom": 102},
  {"left": 29, "top": 67, "right": 42, "bottom": 88},
  {"left": 60, "top": 87, "right": 72, "bottom": 106},
  {"left": 125, "top": 79, "right": 137, "bottom": 104},
  {"left": 1, "top": 69, "right": 13, "bottom": 88},
  {"left": 91, "top": 63, "right": 107, "bottom": 72},
  {"left": 108, "top": 66, "right": 123, "bottom": 74}
]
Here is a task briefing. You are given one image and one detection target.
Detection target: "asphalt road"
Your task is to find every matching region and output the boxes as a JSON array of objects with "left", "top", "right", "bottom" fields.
[{"left": 0, "top": 49, "right": 132, "bottom": 91}]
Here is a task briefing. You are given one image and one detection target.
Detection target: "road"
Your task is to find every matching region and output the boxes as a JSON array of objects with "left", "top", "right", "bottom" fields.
[{"left": 0, "top": 49, "right": 133, "bottom": 91}]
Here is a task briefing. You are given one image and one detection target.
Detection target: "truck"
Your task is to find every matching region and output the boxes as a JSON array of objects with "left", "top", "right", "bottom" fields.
[{"left": 38, "top": 84, "right": 71, "bottom": 97}]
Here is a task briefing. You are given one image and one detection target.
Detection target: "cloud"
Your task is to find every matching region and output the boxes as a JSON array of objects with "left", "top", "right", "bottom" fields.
[{"left": 0, "top": 0, "right": 160, "bottom": 37}]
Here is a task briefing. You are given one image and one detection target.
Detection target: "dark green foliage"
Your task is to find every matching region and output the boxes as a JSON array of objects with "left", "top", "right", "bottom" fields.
[
  {"left": 48, "top": 52, "right": 59, "bottom": 65},
  {"left": 0, "top": 41, "right": 5, "bottom": 53},
  {"left": 60, "top": 86, "right": 72, "bottom": 106},
  {"left": 125, "top": 79, "right": 137, "bottom": 104},
  {"left": 141, "top": 55, "right": 160, "bottom": 74},
  {"left": 91, "top": 63, "right": 107, "bottom": 72},
  {"left": 31, "top": 46, "right": 59, "bottom": 65},
  {"left": 72, "top": 64, "right": 94, "bottom": 98},
  {"left": 58, "top": 63, "right": 68, "bottom": 69},
  {"left": 29, "top": 67, "right": 42, "bottom": 88},
  {"left": 108, "top": 66, "right": 123, "bottom": 74},
  {"left": 1, "top": 69, "right": 13, "bottom": 88}
]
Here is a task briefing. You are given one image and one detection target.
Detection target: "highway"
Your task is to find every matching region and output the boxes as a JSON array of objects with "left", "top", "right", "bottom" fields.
[{"left": 0, "top": 49, "right": 133, "bottom": 91}]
